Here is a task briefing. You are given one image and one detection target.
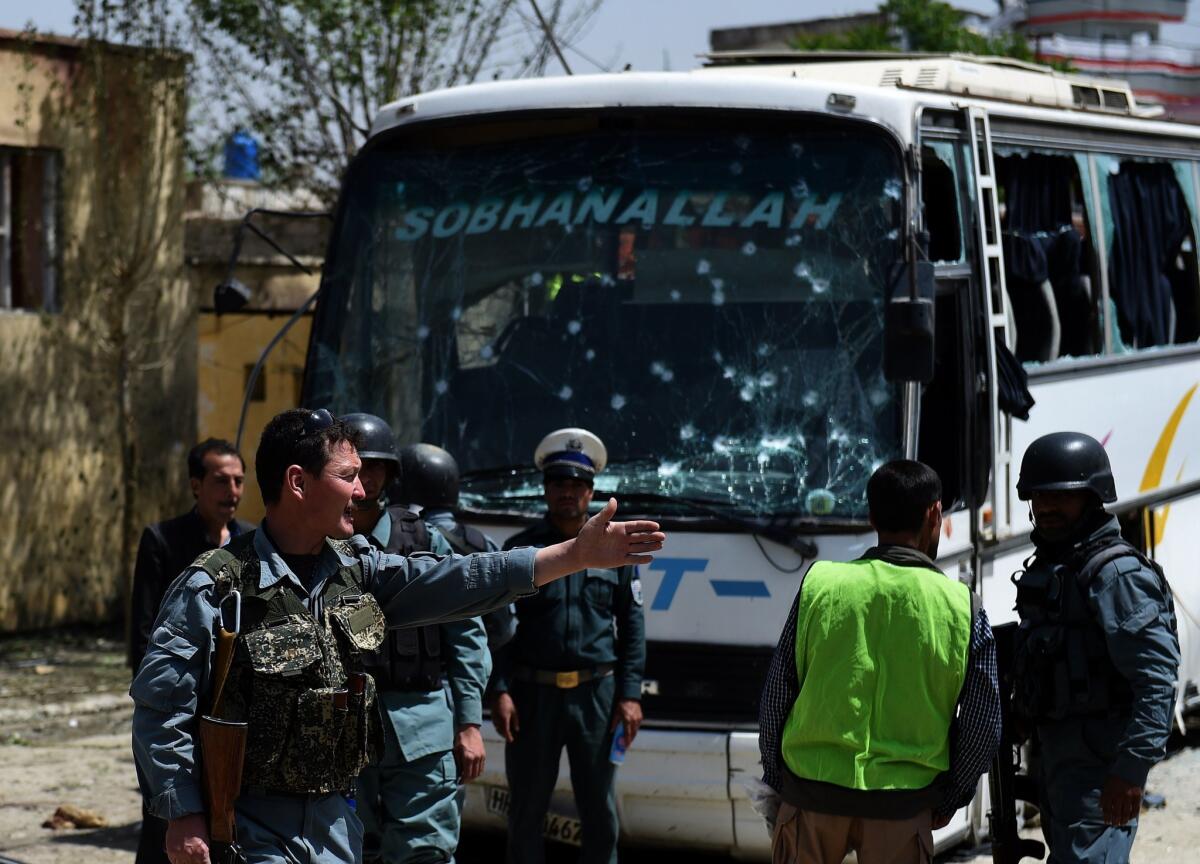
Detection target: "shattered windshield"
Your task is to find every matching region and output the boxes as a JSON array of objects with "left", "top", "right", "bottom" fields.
[{"left": 306, "top": 111, "right": 905, "bottom": 520}]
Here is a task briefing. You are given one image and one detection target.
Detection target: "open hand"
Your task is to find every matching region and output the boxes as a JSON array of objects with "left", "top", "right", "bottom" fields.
[
  {"left": 575, "top": 498, "right": 665, "bottom": 568},
  {"left": 166, "top": 813, "right": 211, "bottom": 864},
  {"left": 1101, "top": 774, "right": 1142, "bottom": 826}
]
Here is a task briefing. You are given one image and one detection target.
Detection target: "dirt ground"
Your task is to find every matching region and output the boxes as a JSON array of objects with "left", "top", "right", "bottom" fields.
[{"left": 2, "top": 628, "right": 1198, "bottom": 864}]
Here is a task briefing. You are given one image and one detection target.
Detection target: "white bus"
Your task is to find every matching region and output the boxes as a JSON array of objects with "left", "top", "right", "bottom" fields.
[{"left": 301, "top": 53, "right": 1200, "bottom": 858}]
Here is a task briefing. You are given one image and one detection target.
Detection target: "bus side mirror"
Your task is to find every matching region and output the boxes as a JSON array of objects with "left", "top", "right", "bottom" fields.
[{"left": 884, "top": 262, "right": 935, "bottom": 383}]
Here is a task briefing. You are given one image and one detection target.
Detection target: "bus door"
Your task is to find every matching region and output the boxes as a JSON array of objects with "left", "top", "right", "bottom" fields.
[{"left": 915, "top": 113, "right": 992, "bottom": 572}]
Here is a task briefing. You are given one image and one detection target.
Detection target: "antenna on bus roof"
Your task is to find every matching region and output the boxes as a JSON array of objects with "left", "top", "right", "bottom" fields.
[{"left": 530, "top": 0, "right": 573, "bottom": 75}]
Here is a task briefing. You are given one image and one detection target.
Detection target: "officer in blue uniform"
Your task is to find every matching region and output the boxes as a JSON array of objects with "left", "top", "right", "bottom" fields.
[
  {"left": 131, "top": 409, "right": 666, "bottom": 864},
  {"left": 491, "top": 428, "right": 646, "bottom": 864},
  {"left": 1012, "top": 431, "right": 1180, "bottom": 863},
  {"left": 400, "top": 442, "right": 515, "bottom": 650},
  {"left": 343, "top": 415, "right": 490, "bottom": 864}
]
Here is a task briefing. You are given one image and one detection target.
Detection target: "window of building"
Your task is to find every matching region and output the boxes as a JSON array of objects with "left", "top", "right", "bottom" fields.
[{"left": 0, "top": 148, "right": 60, "bottom": 312}]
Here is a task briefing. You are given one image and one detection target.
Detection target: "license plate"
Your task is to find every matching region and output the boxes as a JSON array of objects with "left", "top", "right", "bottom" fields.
[{"left": 484, "top": 786, "right": 583, "bottom": 847}]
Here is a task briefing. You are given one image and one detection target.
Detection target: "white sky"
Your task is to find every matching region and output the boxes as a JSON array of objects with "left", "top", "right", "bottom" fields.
[
  {"left": 7, "top": 0, "right": 1001, "bottom": 73},
  {"left": 9, "top": 0, "right": 1200, "bottom": 80},
  {"left": 11, "top": 0, "right": 1200, "bottom": 72}
]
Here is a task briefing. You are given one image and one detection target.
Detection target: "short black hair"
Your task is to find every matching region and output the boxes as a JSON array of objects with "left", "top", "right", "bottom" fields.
[
  {"left": 867, "top": 460, "right": 942, "bottom": 533},
  {"left": 255, "top": 409, "right": 361, "bottom": 505},
  {"left": 188, "top": 438, "right": 244, "bottom": 481}
]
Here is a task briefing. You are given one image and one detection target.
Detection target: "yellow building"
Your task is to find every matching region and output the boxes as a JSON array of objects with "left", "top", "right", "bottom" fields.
[
  {"left": 186, "top": 182, "right": 327, "bottom": 522},
  {"left": 0, "top": 30, "right": 190, "bottom": 631},
  {"left": 197, "top": 311, "right": 313, "bottom": 523}
]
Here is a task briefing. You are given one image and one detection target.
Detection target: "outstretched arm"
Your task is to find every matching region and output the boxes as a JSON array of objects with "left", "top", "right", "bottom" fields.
[
  {"left": 368, "top": 498, "right": 665, "bottom": 629},
  {"left": 532, "top": 498, "right": 664, "bottom": 585}
]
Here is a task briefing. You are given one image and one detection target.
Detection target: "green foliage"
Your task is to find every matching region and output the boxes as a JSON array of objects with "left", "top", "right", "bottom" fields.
[
  {"left": 74, "top": 1, "right": 600, "bottom": 203},
  {"left": 791, "top": 0, "right": 1041, "bottom": 65}
]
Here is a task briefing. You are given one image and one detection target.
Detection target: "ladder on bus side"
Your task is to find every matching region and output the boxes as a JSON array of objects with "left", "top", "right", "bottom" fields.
[{"left": 965, "top": 106, "right": 1015, "bottom": 541}]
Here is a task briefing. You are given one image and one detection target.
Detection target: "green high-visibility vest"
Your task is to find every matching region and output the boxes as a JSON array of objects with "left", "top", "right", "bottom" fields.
[{"left": 781, "top": 558, "right": 972, "bottom": 792}]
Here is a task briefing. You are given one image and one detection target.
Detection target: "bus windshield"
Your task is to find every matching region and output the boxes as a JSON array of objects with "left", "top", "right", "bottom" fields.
[{"left": 305, "top": 112, "right": 906, "bottom": 521}]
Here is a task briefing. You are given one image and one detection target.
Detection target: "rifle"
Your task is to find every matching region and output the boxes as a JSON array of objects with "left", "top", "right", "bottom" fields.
[
  {"left": 987, "top": 622, "right": 1045, "bottom": 864},
  {"left": 199, "top": 589, "right": 248, "bottom": 864}
]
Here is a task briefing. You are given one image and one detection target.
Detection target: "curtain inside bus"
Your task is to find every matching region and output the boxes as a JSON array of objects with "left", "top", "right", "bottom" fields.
[{"left": 1107, "top": 162, "right": 1196, "bottom": 348}]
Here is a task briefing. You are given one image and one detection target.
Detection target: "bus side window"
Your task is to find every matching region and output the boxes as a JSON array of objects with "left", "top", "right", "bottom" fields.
[
  {"left": 995, "top": 150, "right": 1101, "bottom": 364},
  {"left": 1097, "top": 156, "right": 1200, "bottom": 349},
  {"left": 921, "top": 143, "right": 964, "bottom": 265}
]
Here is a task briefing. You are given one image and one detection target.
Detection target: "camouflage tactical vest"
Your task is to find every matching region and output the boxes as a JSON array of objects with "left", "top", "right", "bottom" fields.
[
  {"left": 196, "top": 531, "right": 387, "bottom": 796},
  {"left": 363, "top": 508, "right": 443, "bottom": 692}
]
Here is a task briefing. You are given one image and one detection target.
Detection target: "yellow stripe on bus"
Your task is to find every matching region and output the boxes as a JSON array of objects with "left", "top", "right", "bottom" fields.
[{"left": 1140, "top": 383, "right": 1198, "bottom": 547}]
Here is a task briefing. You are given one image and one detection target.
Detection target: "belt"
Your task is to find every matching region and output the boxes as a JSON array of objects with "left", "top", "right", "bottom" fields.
[{"left": 512, "top": 663, "right": 614, "bottom": 689}]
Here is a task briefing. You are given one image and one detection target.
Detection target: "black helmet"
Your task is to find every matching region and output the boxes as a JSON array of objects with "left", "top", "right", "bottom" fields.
[
  {"left": 400, "top": 443, "right": 460, "bottom": 510},
  {"left": 1016, "top": 431, "right": 1117, "bottom": 503},
  {"left": 341, "top": 413, "right": 400, "bottom": 467}
]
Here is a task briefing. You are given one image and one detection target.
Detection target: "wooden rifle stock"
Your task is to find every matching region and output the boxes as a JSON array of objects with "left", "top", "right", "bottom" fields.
[
  {"left": 198, "top": 714, "right": 247, "bottom": 846},
  {"left": 201, "top": 611, "right": 247, "bottom": 864}
]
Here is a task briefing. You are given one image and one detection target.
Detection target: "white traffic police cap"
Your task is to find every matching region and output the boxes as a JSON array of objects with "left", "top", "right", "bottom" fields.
[{"left": 534, "top": 428, "right": 607, "bottom": 481}]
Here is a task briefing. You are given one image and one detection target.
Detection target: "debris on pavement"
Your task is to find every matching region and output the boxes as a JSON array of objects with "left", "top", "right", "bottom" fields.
[{"left": 41, "top": 804, "right": 109, "bottom": 830}]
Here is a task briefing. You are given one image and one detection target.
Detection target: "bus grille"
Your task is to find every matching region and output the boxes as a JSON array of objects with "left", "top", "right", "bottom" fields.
[{"left": 640, "top": 641, "right": 775, "bottom": 725}]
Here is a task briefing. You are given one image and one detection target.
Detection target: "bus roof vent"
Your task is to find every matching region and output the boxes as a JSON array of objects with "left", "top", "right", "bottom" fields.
[
  {"left": 880, "top": 67, "right": 902, "bottom": 87},
  {"left": 699, "top": 51, "right": 1164, "bottom": 118}
]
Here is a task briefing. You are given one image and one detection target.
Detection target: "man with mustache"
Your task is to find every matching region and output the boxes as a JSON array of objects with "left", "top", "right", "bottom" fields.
[
  {"left": 130, "top": 409, "right": 664, "bottom": 864},
  {"left": 1012, "top": 431, "right": 1179, "bottom": 862},
  {"left": 491, "top": 428, "right": 646, "bottom": 864},
  {"left": 129, "top": 438, "right": 252, "bottom": 864}
]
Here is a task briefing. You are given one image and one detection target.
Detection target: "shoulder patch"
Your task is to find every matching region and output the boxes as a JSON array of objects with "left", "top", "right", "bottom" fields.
[
  {"left": 183, "top": 569, "right": 217, "bottom": 592},
  {"left": 631, "top": 575, "right": 644, "bottom": 607}
]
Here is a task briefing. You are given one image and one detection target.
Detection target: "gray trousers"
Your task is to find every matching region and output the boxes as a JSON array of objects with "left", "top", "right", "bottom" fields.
[
  {"left": 234, "top": 792, "right": 362, "bottom": 864},
  {"left": 1038, "top": 719, "right": 1138, "bottom": 863}
]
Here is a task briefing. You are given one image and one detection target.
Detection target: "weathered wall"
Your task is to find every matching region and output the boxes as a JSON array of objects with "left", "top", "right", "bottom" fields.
[
  {"left": 0, "top": 33, "right": 192, "bottom": 632},
  {"left": 197, "top": 312, "right": 313, "bottom": 524},
  {"left": 187, "top": 200, "right": 326, "bottom": 523}
]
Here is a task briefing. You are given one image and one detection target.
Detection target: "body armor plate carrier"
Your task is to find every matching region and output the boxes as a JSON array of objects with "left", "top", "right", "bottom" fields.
[
  {"left": 364, "top": 509, "right": 444, "bottom": 692},
  {"left": 1012, "top": 537, "right": 1176, "bottom": 723},
  {"left": 196, "top": 532, "right": 387, "bottom": 796}
]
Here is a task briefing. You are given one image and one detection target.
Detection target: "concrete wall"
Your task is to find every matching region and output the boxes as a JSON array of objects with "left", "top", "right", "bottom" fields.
[{"left": 0, "top": 32, "right": 191, "bottom": 632}]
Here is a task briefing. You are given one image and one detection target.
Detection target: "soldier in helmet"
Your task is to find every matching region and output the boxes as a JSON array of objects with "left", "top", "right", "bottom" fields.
[
  {"left": 400, "top": 443, "right": 516, "bottom": 650},
  {"left": 130, "top": 409, "right": 665, "bottom": 864},
  {"left": 1012, "top": 431, "right": 1179, "bottom": 862},
  {"left": 491, "top": 428, "right": 646, "bottom": 864},
  {"left": 341, "top": 415, "right": 490, "bottom": 864}
]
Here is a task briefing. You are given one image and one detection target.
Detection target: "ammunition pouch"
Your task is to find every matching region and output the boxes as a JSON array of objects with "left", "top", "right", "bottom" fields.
[
  {"left": 1011, "top": 544, "right": 1136, "bottom": 723},
  {"left": 363, "top": 626, "right": 444, "bottom": 692}
]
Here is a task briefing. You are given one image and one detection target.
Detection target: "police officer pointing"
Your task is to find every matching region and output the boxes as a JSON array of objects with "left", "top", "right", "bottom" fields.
[
  {"left": 130, "top": 409, "right": 665, "bottom": 864},
  {"left": 342, "top": 414, "right": 489, "bottom": 864},
  {"left": 491, "top": 428, "right": 646, "bottom": 864},
  {"left": 1012, "top": 431, "right": 1179, "bottom": 862}
]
